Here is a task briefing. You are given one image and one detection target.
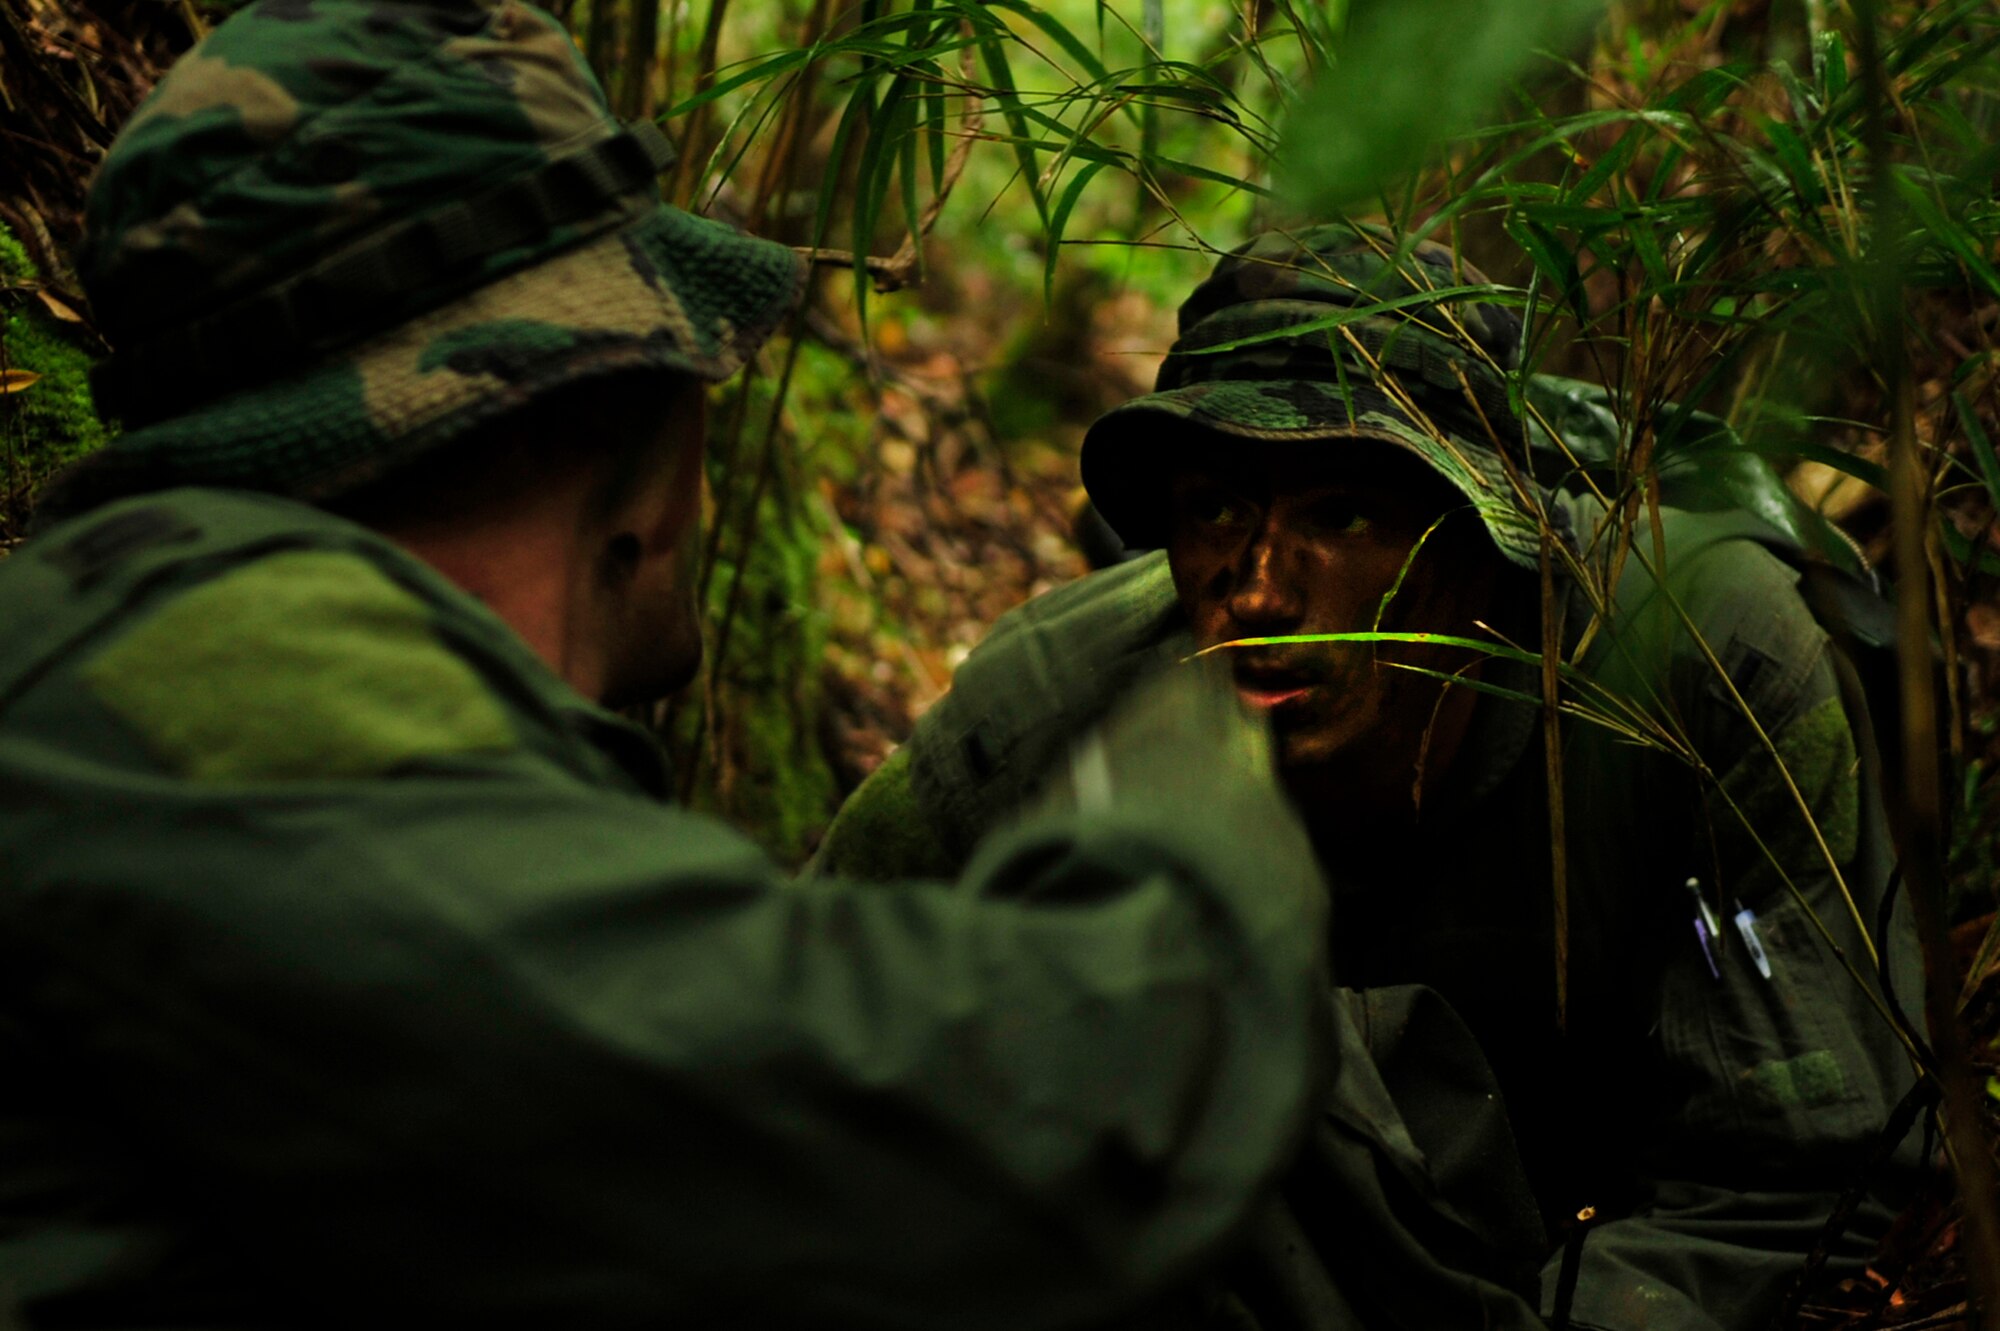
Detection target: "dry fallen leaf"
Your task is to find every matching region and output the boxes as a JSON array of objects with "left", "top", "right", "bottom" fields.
[
  {"left": 0, "top": 369, "right": 43, "bottom": 394},
  {"left": 1969, "top": 603, "right": 2000, "bottom": 651},
  {"left": 35, "top": 289, "right": 85, "bottom": 324}
]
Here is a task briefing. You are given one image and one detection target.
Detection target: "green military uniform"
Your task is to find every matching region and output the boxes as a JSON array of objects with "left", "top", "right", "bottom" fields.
[
  {"left": 819, "top": 229, "right": 1924, "bottom": 1331},
  {"left": 0, "top": 4, "right": 1332, "bottom": 1324}
]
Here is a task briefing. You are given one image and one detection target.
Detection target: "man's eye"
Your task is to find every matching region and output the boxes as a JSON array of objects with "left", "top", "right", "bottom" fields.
[
  {"left": 1186, "top": 490, "right": 1243, "bottom": 526},
  {"left": 1308, "top": 500, "right": 1370, "bottom": 535}
]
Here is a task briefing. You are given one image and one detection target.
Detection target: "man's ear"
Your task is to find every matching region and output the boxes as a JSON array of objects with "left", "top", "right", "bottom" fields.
[
  {"left": 599, "top": 530, "right": 645, "bottom": 586},
  {"left": 584, "top": 375, "right": 709, "bottom": 566}
]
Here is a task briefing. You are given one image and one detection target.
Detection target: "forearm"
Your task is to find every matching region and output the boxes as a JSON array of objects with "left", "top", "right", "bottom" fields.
[{"left": 8, "top": 702, "right": 1324, "bottom": 1325}]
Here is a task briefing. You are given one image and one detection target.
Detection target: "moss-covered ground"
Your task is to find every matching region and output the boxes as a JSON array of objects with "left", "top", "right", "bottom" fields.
[{"left": 1, "top": 222, "right": 111, "bottom": 539}]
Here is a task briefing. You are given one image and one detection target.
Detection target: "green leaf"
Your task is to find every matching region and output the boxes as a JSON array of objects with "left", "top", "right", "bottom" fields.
[
  {"left": 1140, "top": 0, "right": 1164, "bottom": 164},
  {"left": 1726, "top": 433, "right": 1891, "bottom": 493},
  {"left": 849, "top": 77, "right": 895, "bottom": 315},
  {"left": 1189, "top": 629, "right": 1547, "bottom": 668},
  {"left": 1179, "top": 283, "right": 1525, "bottom": 358},
  {"left": 898, "top": 94, "right": 923, "bottom": 261},
  {"left": 1815, "top": 28, "right": 1848, "bottom": 104},
  {"left": 1957, "top": 392, "right": 2000, "bottom": 512},
  {"left": 1771, "top": 55, "right": 1820, "bottom": 124},
  {"left": 662, "top": 49, "right": 813, "bottom": 120},
  {"left": 1507, "top": 215, "right": 1590, "bottom": 327},
  {"left": 1939, "top": 519, "right": 2000, "bottom": 576},
  {"left": 977, "top": 0, "right": 1115, "bottom": 87},
  {"left": 1894, "top": 171, "right": 2000, "bottom": 301},
  {"left": 972, "top": 28, "right": 1049, "bottom": 226},
  {"left": 1279, "top": 0, "right": 1611, "bottom": 209},
  {"left": 1760, "top": 119, "right": 1823, "bottom": 203},
  {"left": 1045, "top": 160, "right": 1109, "bottom": 304}
]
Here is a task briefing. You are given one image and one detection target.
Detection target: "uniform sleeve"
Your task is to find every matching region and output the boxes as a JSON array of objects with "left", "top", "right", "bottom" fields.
[
  {"left": 6, "top": 663, "right": 1327, "bottom": 1328},
  {"left": 1547, "top": 540, "right": 1923, "bottom": 1331},
  {"left": 814, "top": 746, "right": 964, "bottom": 881}
]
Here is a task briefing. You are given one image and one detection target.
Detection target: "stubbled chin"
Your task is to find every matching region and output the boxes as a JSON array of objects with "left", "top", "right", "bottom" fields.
[
  {"left": 603, "top": 639, "right": 701, "bottom": 710},
  {"left": 1270, "top": 704, "right": 1376, "bottom": 773},
  {"left": 659, "top": 648, "right": 702, "bottom": 697}
]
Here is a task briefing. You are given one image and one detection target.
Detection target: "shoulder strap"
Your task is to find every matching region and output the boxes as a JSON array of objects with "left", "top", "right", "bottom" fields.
[
  {"left": 1526, "top": 374, "right": 1874, "bottom": 583},
  {"left": 1648, "top": 506, "right": 1895, "bottom": 653}
]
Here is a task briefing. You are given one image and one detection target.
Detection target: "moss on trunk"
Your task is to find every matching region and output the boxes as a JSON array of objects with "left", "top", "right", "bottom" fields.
[{"left": 2, "top": 222, "right": 111, "bottom": 536}]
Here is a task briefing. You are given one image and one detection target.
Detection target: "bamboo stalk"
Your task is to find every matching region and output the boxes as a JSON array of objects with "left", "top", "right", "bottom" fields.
[
  {"left": 1889, "top": 373, "right": 2000, "bottom": 1329},
  {"left": 668, "top": 0, "right": 731, "bottom": 205},
  {"left": 584, "top": 0, "right": 620, "bottom": 106},
  {"left": 616, "top": 0, "right": 660, "bottom": 121},
  {"left": 1854, "top": 1, "right": 2000, "bottom": 1322}
]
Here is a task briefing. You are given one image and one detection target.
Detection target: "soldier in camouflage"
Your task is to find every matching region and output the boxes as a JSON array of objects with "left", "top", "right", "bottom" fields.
[
  {"left": 0, "top": 3, "right": 1336, "bottom": 1325},
  {"left": 821, "top": 226, "right": 1926, "bottom": 1330}
]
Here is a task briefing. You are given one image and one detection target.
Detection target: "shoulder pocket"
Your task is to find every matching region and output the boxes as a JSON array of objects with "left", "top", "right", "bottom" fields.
[{"left": 84, "top": 549, "right": 516, "bottom": 782}]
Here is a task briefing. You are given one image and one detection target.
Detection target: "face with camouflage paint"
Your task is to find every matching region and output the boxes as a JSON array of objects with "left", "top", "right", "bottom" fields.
[
  {"left": 1164, "top": 433, "right": 1508, "bottom": 812},
  {"left": 1079, "top": 226, "right": 1551, "bottom": 574}
]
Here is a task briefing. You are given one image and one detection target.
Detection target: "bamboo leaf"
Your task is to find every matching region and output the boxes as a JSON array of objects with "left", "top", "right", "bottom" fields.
[
  {"left": 1505, "top": 215, "right": 1590, "bottom": 328},
  {"left": 852, "top": 73, "right": 918, "bottom": 318},
  {"left": 1815, "top": 28, "right": 1848, "bottom": 104},
  {"left": 1713, "top": 434, "right": 1891, "bottom": 493},
  {"left": 899, "top": 97, "right": 923, "bottom": 261},
  {"left": 1893, "top": 170, "right": 2000, "bottom": 301},
  {"left": 1179, "top": 283, "right": 1526, "bottom": 358},
  {"left": 977, "top": 0, "right": 1115, "bottom": 86},
  {"left": 811, "top": 74, "right": 875, "bottom": 256},
  {"left": 0, "top": 370, "right": 42, "bottom": 394},
  {"left": 1956, "top": 391, "right": 2000, "bottom": 512},
  {"left": 1045, "top": 159, "right": 1109, "bottom": 305},
  {"left": 1939, "top": 518, "right": 2000, "bottom": 577},
  {"left": 1379, "top": 661, "right": 1549, "bottom": 707},
  {"left": 919, "top": 64, "right": 948, "bottom": 194},
  {"left": 662, "top": 48, "right": 813, "bottom": 118},
  {"left": 1140, "top": 0, "right": 1163, "bottom": 166},
  {"left": 972, "top": 29, "right": 1049, "bottom": 226},
  {"left": 1190, "top": 629, "right": 1549, "bottom": 668}
]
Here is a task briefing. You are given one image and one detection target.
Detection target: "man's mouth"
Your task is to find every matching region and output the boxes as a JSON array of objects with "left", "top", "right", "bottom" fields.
[{"left": 1232, "top": 661, "right": 1320, "bottom": 711}]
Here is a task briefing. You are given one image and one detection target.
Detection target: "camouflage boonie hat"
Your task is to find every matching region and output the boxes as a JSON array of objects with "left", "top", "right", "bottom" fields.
[
  {"left": 60, "top": 0, "right": 805, "bottom": 508},
  {"left": 1080, "top": 224, "right": 1548, "bottom": 568}
]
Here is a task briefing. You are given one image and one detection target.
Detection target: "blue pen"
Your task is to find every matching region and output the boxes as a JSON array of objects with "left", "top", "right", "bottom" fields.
[{"left": 1733, "top": 900, "right": 1773, "bottom": 980}]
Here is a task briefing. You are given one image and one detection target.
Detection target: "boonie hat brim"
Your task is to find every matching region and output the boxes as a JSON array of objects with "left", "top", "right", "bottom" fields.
[
  {"left": 1080, "top": 378, "right": 1545, "bottom": 568},
  {"left": 50, "top": 204, "right": 803, "bottom": 512}
]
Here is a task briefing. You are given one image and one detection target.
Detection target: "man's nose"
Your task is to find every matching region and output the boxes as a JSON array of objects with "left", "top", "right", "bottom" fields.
[{"left": 1226, "top": 531, "right": 1303, "bottom": 629}]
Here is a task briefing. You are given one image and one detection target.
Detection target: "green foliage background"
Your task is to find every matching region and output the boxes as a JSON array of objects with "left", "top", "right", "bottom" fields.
[{"left": 539, "top": 0, "right": 2000, "bottom": 873}]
